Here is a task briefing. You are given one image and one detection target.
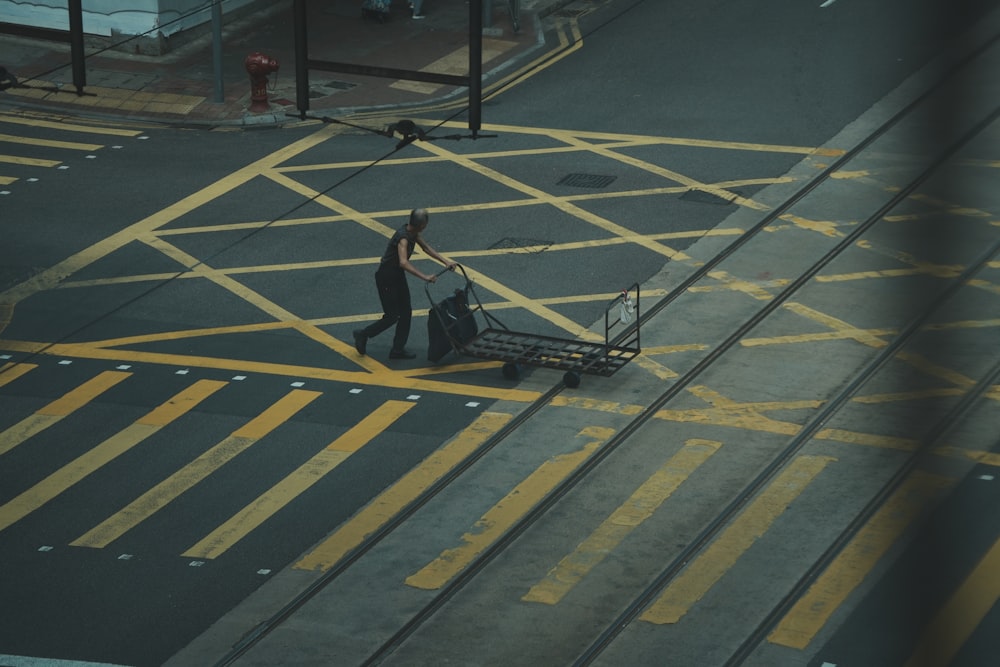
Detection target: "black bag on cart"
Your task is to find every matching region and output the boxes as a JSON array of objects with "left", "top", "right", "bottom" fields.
[
  {"left": 428, "top": 288, "right": 478, "bottom": 362},
  {"left": 362, "top": 0, "right": 391, "bottom": 22}
]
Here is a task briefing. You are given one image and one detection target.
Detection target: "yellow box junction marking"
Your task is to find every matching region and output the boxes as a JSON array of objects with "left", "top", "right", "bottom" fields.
[
  {"left": 769, "top": 470, "right": 954, "bottom": 649},
  {"left": 0, "top": 361, "right": 36, "bottom": 388},
  {"left": 406, "top": 426, "right": 615, "bottom": 590},
  {"left": 71, "top": 389, "right": 320, "bottom": 549},
  {"left": 0, "top": 132, "right": 103, "bottom": 151},
  {"left": 0, "top": 379, "right": 224, "bottom": 533},
  {"left": 0, "top": 370, "right": 131, "bottom": 457},
  {"left": 640, "top": 455, "right": 835, "bottom": 625},
  {"left": 523, "top": 439, "right": 721, "bottom": 605},
  {"left": 184, "top": 399, "right": 414, "bottom": 560},
  {"left": 294, "top": 411, "right": 513, "bottom": 572},
  {"left": 904, "top": 532, "right": 1000, "bottom": 666}
]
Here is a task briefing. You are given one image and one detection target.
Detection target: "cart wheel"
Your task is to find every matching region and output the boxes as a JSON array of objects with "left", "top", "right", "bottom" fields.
[
  {"left": 563, "top": 371, "right": 581, "bottom": 388},
  {"left": 502, "top": 363, "right": 521, "bottom": 381}
]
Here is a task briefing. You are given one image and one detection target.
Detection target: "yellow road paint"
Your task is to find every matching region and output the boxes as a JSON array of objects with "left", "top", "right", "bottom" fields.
[
  {"left": 0, "top": 154, "right": 61, "bottom": 167},
  {"left": 0, "top": 132, "right": 102, "bottom": 151},
  {"left": 904, "top": 532, "right": 1000, "bottom": 666},
  {"left": 71, "top": 389, "right": 320, "bottom": 549},
  {"left": 0, "top": 123, "right": 343, "bottom": 306},
  {"left": 0, "top": 361, "right": 36, "bottom": 387},
  {"left": 0, "top": 112, "right": 145, "bottom": 136},
  {"left": 406, "top": 426, "right": 615, "bottom": 590},
  {"left": 523, "top": 439, "right": 721, "bottom": 605},
  {"left": 0, "top": 370, "right": 130, "bottom": 457},
  {"left": 769, "top": 471, "right": 953, "bottom": 649},
  {"left": 390, "top": 39, "right": 517, "bottom": 94},
  {"left": 0, "top": 379, "right": 224, "bottom": 532},
  {"left": 183, "top": 399, "right": 413, "bottom": 559},
  {"left": 640, "top": 455, "right": 835, "bottom": 625},
  {"left": 294, "top": 411, "right": 512, "bottom": 571},
  {"left": 0, "top": 338, "right": 540, "bottom": 403}
]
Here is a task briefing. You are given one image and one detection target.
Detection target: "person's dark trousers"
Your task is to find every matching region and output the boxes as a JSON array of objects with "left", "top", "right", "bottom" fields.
[{"left": 363, "top": 268, "right": 411, "bottom": 351}]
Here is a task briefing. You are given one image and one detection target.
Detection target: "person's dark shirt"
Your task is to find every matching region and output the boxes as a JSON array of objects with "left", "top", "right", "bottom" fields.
[{"left": 379, "top": 225, "right": 418, "bottom": 271}]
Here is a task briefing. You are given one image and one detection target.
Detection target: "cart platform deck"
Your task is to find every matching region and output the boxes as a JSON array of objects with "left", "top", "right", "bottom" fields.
[{"left": 427, "top": 266, "right": 640, "bottom": 386}]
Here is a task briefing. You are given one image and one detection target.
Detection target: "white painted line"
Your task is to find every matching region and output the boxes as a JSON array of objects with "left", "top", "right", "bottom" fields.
[
  {"left": 58, "top": 360, "right": 72, "bottom": 365},
  {"left": 820, "top": 0, "right": 836, "bottom": 6},
  {"left": 1, "top": 190, "right": 10, "bottom": 195},
  {"left": 117, "top": 554, "right": 133, "bottom": 560},
  {"left": 116, "top": 365, "right": 131, "bottom": 370},
  {"left": 978, "top": 474, "right": 995, "bottom": 481},
  {"left": 86, "top": 155, "right": 97, "bottom": 159},
  {"left": 407, "top": 394, "right": 421, "bottom": 401},
  {"left": 37, "top": 545, "right": 54, "bottom": 552},
  {"left": 0, "top": 655, "right": 135, "bottom": 667},
  {"left": 232, "top": 375, "right": 247, "bottom": 381},
  {"left": 465, "top": 401, "right": 481, "bottom": 407},
  {"left": 349, "top": 388, "right": 363, "bottom": 394},
  {"left": 0, "top": 354, "right": 11, "bottom": 359},
  {"left": 175, "top": 369, "right": 189, "bottom": 375},
  {"left": 257, "top": 568, "right": 271, "bottom": 575},
  {"left": 58, "top": 165, "right": 70, "bottom": 170},
  {"left": 189, "top": 560, "right": 204, "bottom": 567},
  {"left": 28, "top": 178, "right": 39, "bottom": 182},
  {"left": 290, "top": 381, "right": 305, "bottom": 387},
  {"left": 138, "top": 136, "right": 149, "bottom": 140},
  {"left": 821, "top": 662, "right": 838, "bottom": 667},
  {"left": 112, "top": 145, "right": 124, "bottom": 149}
]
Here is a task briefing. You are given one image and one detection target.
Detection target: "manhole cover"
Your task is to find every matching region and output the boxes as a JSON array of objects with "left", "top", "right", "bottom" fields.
[{"left": 558, "top": 173, "right": 616, "bottom": 188}]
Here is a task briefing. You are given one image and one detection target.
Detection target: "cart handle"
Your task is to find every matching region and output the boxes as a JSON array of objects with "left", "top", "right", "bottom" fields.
[{"left": 431, "top": 263, "right": 468, "bottom": 281}]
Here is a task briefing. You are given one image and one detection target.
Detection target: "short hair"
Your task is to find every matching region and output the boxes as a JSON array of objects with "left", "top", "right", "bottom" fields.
[{"left": 409, "top": 208, "right": 429, "bottom": 227}]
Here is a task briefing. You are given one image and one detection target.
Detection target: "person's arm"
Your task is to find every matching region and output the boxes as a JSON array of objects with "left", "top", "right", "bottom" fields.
[
  {"left": 416, "top": 234, "right": 458, "bottom": 271},
  {"left": 396, "top": 237, "right": 438, "bottom": 282}
]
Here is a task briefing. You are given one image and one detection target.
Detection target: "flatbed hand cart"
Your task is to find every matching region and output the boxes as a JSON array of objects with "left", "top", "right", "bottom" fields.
[{"left": 426, "top": 265, "right": 640, "bottom": 387}]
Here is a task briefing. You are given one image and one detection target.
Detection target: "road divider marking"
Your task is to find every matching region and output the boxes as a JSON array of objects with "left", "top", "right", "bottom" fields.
[
  {"left": 640, "top": 455, "right": 835, "bottom": 625},
  {"left": 0, "top": 132, "right": 103, "bottom": 151},
  {"left": 0, "top": 361, "right": 36, "bottom": 388},
  {"left": 0, "top": 370, "right": 130, "bottom": 457},
  {"left": 406, "top": 426, "right": 615, "bottom": 591},
  {"left": 0, "top": 379, "right": 224, "bottom": 532},
  {"left": 184, "top": 399, "right": 414, "bottom": 560},
  {"left": 523, "top": 439, "right": 721, "bottom": 605},
  {"left": 294, "top": 410, "right": 513, "bottom": 572},
  {"left": 769, "top": 470, "right": 954, "bottom": 649},
  {"left": 71, "top": 389, "right": 320, "bottom": 549}
]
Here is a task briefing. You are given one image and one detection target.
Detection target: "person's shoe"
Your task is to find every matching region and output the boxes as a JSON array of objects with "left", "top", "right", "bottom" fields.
[
  {"left": 389, "top": 348, "right": 416, "bottom": 359},
  {"left": 412, "top": 13, "right": 425, "bottom": 19},
  {"left": 353, "top": 330, "right": 367, "bottom": 355}
]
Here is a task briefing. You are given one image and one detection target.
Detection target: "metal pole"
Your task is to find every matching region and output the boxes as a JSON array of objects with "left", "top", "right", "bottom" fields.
[
  {"left": 68, "top": 0, "right": 86, "bottom": 95},
  {"left": 293, "top": 0, "right": 309, "bottom": 119},
  {"left": 469, "top": 0, "right": 482, "bottom": 137},
  {"left": 211, "top": 0, "right": 224, "bottom": 103}
]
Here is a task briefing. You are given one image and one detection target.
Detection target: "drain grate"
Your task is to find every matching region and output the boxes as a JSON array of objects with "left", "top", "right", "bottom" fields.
[
  {"left": 558, "top": 173, "right": 616, "bottom": 189},
  {"left": 488, "top": 237, "right": 552, "bottom": 253}
]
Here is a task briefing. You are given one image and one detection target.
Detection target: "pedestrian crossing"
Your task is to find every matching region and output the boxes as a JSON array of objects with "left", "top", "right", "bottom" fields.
[
  {"left": 0, "top": 360, "right": 495, "bottom": 562},
  {"left": 2, "top": 359, "right": 997, "bottom": 660},
  {"left": 0, "top": 112, "right": 144, "bottom": 193}
]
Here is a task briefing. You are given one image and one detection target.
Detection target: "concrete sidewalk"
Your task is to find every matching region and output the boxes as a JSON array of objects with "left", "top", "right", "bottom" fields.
[{"left": 0, "top": 0, "right": 563, "bottom": 127}]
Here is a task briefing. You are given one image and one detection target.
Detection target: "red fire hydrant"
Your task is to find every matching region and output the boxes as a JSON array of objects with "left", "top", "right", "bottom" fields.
[{"left": 244, "top": 52, "right": 279, "bottom": 113}]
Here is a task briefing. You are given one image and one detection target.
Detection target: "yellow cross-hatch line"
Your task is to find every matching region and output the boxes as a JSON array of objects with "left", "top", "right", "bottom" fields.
[
  {"left": 769, "top": 470, "right": 955, "bottom": 649},
  {"left": 0, "top": 370, "right": 131, "bottom": 457},
  {"left": 183, "top": 399, "right": 415, "bottom": 560},
  {"left": 71, "top": 389, "right": 321, "bottom": 549},
  {"left": 640, "top": 455, "right": 836, "bottom": 625},
  {"left": 904, "top": 530, "right": 1000, "bottom": 666},
  {"left": 0, "top": 379, "right": 225, "bottom": 533},
  {"left": 0, "top": 361, "right": 36, "bottom": 388},
  {"left": 0, "top": 132, "right": 103, "bottom": 151},
  {"left": 523, "top": 439, "right": 721, "bottom": 605},
  {"left": 293, "top": 410, "right": 514, "bottom": 572},
  {"left": 406, "top": 426, "right": 615, "bottom": 591}
]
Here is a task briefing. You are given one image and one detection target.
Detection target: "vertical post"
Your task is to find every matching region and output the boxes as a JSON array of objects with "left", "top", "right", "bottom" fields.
[
  {"left": 68, "top": 0, "right": 86, "bottom": 95},
  {"left": 211, "top": 0, "right": 224, "bottom": 103},
  {"left": 469, "top": 0, "right": 482, "bottom": 138},
  {"left": 293, "top": 0, "right": 310, "bottom": 119}
]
